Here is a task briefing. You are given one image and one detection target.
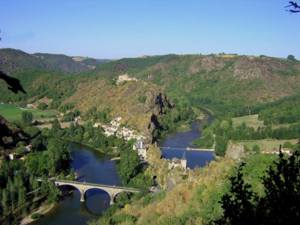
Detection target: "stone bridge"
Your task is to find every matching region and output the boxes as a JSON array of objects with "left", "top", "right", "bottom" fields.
[
  {"left": 160, "top": 146, "right": 215, "bottom": 152},
  {"left": 54, "top": 180, "right": 141, "bottom": 205}
]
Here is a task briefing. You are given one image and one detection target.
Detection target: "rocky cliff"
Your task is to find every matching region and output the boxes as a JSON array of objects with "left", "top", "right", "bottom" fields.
[{"left": 65, "top": 79, "right": 173, "bottom": 142}]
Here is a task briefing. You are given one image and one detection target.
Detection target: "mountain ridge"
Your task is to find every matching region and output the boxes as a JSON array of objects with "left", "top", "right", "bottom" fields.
[{"left": 0, "top": 48, "right": 111, "bottom": 74}]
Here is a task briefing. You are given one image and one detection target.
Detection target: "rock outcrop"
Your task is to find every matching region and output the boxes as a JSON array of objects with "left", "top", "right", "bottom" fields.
[{"left": 146, "top": 92, "right": 174, "bottom": 142}]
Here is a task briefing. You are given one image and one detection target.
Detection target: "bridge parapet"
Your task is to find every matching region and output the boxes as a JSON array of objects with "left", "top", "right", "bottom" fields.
[
  {"left": 160, "top": 146, "right": 214, "bottom": 152},
  {"left": 53, "top": 180, "right": 141, "bottom": 204}
]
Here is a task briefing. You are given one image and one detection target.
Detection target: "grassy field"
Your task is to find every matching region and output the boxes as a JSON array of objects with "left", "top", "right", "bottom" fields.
[
  {"left": 232, "top": 114, "right": 265, "bottom": 129},
  {"left": 0, "top": 103, "right": 57, "bottom": 122},
  {"left": 232, "top": 139, "right": 298, "bottom": 153}
]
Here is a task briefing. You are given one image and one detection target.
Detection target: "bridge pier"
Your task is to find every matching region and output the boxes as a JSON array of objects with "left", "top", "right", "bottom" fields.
[
  {"left": 80, "top": 189, "right": 86, "bottom": 202},
  {"left": 109, "top": 193, "right": 116, "bottom": 205}
]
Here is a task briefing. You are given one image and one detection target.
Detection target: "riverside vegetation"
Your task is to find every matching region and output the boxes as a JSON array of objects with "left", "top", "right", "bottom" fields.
[{"left": 1, "top": 49, "right": 300, "bottom": 224}]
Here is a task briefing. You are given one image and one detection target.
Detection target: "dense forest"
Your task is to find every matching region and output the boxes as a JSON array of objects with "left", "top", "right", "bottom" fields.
[{"left": 0, "top": 120, "right": 72, "bottom": 224}]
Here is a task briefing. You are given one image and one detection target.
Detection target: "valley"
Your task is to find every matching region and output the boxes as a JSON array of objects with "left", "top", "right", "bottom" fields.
[{"left": 1, "top": 48, "right": 300, "bottom": 225}]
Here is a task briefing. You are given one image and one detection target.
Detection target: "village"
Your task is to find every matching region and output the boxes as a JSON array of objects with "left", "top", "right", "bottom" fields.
[
  {"left": 93, "top": 116, "right": 148, "bottom": 160},
  {"left": 95, "top": 116, "right": 187, "bottom": 170},
  {"left": 5, "top": 99, "right": 188, "bottom": 170}
]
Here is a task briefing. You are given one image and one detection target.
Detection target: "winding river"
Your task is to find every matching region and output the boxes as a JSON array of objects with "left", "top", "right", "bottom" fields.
[
  {"left": 33, "top": 119, "right": 214, "bottom": 225},
  {"left": 33, "top": 144, "right": 122, "bottom": 225}
]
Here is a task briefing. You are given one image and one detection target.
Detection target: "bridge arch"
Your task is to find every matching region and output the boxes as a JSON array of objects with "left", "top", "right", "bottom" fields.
[
  {"left": 112, "top": 191, "right": 134, "bottom": 205},
  {"left": 53, "top": 180, "right": 141, "bottom": 204},
  {"left": 83, "top": 187, "right": 111, "bottom": 206},
  {"left": 55, "top": 183, "right": 85, "bottom": 201}
]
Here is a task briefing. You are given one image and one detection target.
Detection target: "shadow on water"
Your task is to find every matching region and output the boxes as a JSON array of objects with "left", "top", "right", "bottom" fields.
[{"left": 84, "top": 189, "right": 111, "bottom": 214}]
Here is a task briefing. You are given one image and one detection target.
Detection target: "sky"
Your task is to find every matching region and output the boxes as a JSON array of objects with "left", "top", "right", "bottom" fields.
[{"left": 0, "top": 0, "right": 299, "bottom": 59}]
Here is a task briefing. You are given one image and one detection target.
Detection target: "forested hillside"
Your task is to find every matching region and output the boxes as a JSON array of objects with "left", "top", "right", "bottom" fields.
[
  {"left": 2, "top": 49, "right": 300, "bottom": 140},
  {"left": 2, "top": 49, "right": 300, "bottom": 118},
  {"left": 94, "top": 54, "right": 300, "bottom": 116}
]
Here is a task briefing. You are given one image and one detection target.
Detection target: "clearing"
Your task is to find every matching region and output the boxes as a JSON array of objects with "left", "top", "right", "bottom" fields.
[
  {"left": 0, "top": 103, "right": 57, "bottom": 122},
  {"left": 232, "top": 139, "right": 298, "bottom": 153},
  {"left": 232, "top": 114, "right": 264, "bottom": 129}
]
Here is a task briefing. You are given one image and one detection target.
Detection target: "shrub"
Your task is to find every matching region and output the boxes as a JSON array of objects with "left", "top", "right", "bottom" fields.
[
  {"left": 37, "top": 102, "right": 48, "bottom": 110},
  {"left": 31, "top": 213, "right": 43, "bottom": 220}
]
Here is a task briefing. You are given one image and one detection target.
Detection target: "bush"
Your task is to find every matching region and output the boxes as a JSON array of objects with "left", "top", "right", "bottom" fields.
[
  {"left": 22, "top": 111, "right": 33, "bottom": 125},
  {"left": 138, "top": 95, "right": 147, "bottom": 104},
  {"left": 24, "top": 126, "right": 40, "bottom": 138},
  {"left": 252, "top": 145, "right": 260, "bottom": 154},
  {"left": 283, "top": 141, "right": 294, "bottom": 149},
  {"left": 112, "top": 214, "right": 137, "bottom": 224},
  {"left": 37, "top": 102, "right": 48, "bottom": 110},
  {"left": 31, "top": 213, "right": 43, "bottom": 220}
]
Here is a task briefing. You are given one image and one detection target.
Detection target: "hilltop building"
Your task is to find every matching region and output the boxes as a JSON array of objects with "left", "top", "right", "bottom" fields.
[{"left": 116, "top": 74, "right": 138, "bottom": 85}]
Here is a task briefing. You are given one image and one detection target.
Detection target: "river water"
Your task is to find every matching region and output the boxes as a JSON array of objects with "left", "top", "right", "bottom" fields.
[
  {"left": 160, "top": 121, "right": 215, "bottom": 169},
  {"left": 33, "top": 144, "right": 121, "bottom": 225},
  {"left": 34, "top": 120, "right": 214, "bottom": 225}
]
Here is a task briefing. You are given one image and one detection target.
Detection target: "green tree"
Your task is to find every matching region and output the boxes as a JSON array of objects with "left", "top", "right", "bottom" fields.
[
  {"left": 37, "top": 102, "right": 48, "bottom": 110},
  {"left": 21, "top": 111, "right": 33, "bottom": 125},
  {"left": 17, "top": 186, "right": 26, "bottom": 209},
  {"left": 215, "top": 148, "right": 300, "bottom": 225},
  {"left": 118, "top": 142, "right": 140, "bottom": 184},
  {"left": 1, "top": 189, "right": 8, "bottom": 215},
  {"left": 287, "top": 54, "right": 296, "bottom": 61},
  {"left": 215, "top": 163, "right": 257, "bottom": 225},
  {"left": 47, "top": 182, "right": 60, "bottom": 203},
  {"left": 252, "top": 145, "right": 260, "bottom": 154}
]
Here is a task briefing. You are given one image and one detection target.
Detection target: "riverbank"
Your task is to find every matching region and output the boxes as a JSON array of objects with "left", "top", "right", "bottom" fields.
[
  {"left": 20, "top": 203, "right": 56, "bottom": 225},
  {"left": 29, "top": 113, "right": 212, "bottom": 224}
]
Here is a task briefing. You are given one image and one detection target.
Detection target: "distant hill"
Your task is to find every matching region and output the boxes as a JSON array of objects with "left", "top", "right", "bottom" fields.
[
  {"left": 94, "top": 54, "right": 300, "bottom": 115},
  {"left": 2, "top": 49, "right": 300, "bottom": 134},
  {"left": 0, "top": 48, "right": 110, "bottom": 74}
]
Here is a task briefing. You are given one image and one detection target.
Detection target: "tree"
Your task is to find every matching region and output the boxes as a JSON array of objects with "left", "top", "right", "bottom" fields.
[
  {"left": 47, "top": 182, "right": 60, "bottom": 203},
  {"left": 17, "top": 186, "right": 26, "bottom": 209},
  {"left": 51, "top": 119, "right": 61, "bottom": 130},
  {"left": 215, "top": 163, "right": 257, "bottom": 225},
  {"left": 215, "top": 148, "right": 300, "bottom": 225},
  {"left": 258, "top": 149, "right": 300, "bottom": 224},
  {"left": 118, "top": 142, "right": 140, "bottom": 184},
  {"left": 1, "top": 189, "right": 8, "bottom": 215},
  {"left": 21, "top": 111, "right": 33, "bottom": 125},
  {"left": 287, "top": 54, "right": 296, "bottom": 61},
  {"left": 37, "top": 102, "right": 48, "bottom": 110},
  {"left": 252, "top": 145, "right": 260, "bottom": 154}
]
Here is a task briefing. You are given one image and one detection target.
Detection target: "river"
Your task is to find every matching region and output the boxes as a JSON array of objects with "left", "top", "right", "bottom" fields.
[
  {"left": 160, "top": 120, "right": 215, "bottom": 169},
  {"left": 33, "top": 119, "right": 214, "bottom": 225},
  {"left": 33, "top": 144, "right": 122, "bottom": 225}
]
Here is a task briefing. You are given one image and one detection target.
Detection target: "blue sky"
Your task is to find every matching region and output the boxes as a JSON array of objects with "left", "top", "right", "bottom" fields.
[{"left": 0, "top": 0, "right": 299, "bottom": 59}]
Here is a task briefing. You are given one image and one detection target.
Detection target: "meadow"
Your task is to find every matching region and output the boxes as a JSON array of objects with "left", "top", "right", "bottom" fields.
[
  {"left": 0, "top": 103, "right": 57, "bottom": 122},
  {"left": 231, "top": 139, "right": 298, "bottom": 153},
  {"left": 232, "top": 114, "right": 264, "bottom": 129}
]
